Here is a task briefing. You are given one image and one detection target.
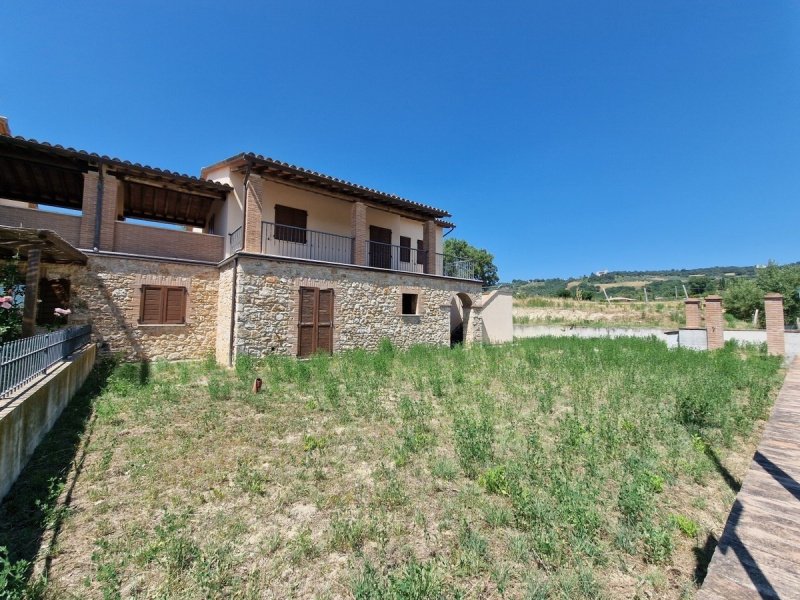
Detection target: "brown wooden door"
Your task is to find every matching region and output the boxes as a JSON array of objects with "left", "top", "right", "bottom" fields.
[
  {"left": 369, "top": 225, "right": 392, "bottom": 269},
  {"left": 298, "top": 287, "right": 335, "bottom": 357}
]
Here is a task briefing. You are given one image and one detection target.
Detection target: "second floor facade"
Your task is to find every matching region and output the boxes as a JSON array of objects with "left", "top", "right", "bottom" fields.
[{"left": 0, "top": 134, "right": 479, "bottom": 281}]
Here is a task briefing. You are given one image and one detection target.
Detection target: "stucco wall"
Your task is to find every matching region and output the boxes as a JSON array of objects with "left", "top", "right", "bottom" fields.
[
  {"left": 0, "top": 343, "right": 96, "bottom": 501},
  {"left": 38, "top": 256, "right": 219, "bottom": 361},
  {"left": 479, "top": 290, "right": 513, "bottom": 343},
  {"left": 232, "top": 256, "right": 482, "bottom": 358}
]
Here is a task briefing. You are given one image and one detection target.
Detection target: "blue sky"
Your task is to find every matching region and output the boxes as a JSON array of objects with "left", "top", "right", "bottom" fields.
[{"left": 2, "top": 1, "right": 798, "bottom": 280}]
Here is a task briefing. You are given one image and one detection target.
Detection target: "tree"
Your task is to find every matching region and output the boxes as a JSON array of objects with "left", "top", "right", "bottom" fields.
[
  {"left": 723, "top": 263, "right": 800, "bottom": 327},
  {"left": 0, "top": 255, "right": 23, "bottom": 343},
  {"left": 443, "top": 238, "right": 499, "bottom": 287}
]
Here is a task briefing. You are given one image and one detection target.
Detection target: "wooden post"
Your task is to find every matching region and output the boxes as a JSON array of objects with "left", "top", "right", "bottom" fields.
[{"left": 21, "top": 249, "right": 40, "bottom": 337}]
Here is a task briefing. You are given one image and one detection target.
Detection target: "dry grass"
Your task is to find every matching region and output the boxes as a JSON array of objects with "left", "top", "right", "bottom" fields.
[{"left": 0, "top": 339, "right": 783, "bottom": 599}]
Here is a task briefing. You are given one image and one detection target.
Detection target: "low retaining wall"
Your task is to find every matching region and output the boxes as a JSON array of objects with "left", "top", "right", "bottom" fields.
[
  {"left": 0, "top": 343, "right": 96, "bottom": 500},
  {"left": 514, "top": 324, "right": 669, "bottom": 342},
  {"left": 513, "top": 324, "right": 800, "bottom": 359}
]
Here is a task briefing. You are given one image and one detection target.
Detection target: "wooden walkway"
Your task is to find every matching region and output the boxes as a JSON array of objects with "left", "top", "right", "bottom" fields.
[{"left": 699, "top": 357, "right": 800, "bottom": 600}]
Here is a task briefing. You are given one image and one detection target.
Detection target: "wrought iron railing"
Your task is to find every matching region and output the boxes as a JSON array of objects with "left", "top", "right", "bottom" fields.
[
  {"left": 262, "top": 222, "right": 353, "bottom": 265},
  {"left": 436, "top": 254, "right": 480, "bottom": 281},
  {"left": 229, "top": 226, "right": 243, "bottom": 253},
  {"left": 0, "top": 324, "right": 92, "bottom": 399},
  {"left": 365, "top": 241, "right": 427, "bottom": 274}
]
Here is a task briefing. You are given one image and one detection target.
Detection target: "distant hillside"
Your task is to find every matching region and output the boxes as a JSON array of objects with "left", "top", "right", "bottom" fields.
[{"left": 505, "top": 262, "right": 799, "bottom": 300}]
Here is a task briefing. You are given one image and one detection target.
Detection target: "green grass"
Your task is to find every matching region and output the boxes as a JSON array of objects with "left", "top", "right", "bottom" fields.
[{"left": 0, "top": 338, "right": 783, "bottom": 599}]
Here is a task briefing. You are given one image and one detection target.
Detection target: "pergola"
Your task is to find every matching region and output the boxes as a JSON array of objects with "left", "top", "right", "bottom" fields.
[{"left": 0, "top": 225, "right": 86, "bottom": 337}]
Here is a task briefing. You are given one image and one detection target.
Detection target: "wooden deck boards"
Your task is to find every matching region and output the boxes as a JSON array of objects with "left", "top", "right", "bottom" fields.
[{"left": 699, "top": 358, "right": 800, "bottom": 599}]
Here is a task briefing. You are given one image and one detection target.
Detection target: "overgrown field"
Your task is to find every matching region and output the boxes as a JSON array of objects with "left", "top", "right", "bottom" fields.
[
  {"left": 513, "top": 297, "right": 754, "bottom": 330},
  {"left": 0, "top": 338, "right": 784, "bottom": 599}
]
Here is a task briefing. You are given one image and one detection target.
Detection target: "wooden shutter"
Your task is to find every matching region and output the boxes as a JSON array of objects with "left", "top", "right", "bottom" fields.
[
  {"left": 316, "top": 289, "right": 334, "bottom": 354},
  {"left": 298, "top": 287, "right": 317, "bottom": 357},
  {"left": 399, "top": 236, "right": 411, "bottom": 263},
  {"left": 37, "top": 278, "right": 70, "bottom": 326},
  {"left": 164, "top": 287, "right": 186, "bottom": 324},
  {"left": 275, "top": 204, "right": 308, "bottom": 243},
  {"left": 416, "top": 240, "right": 425, "bottom": 265},
  {"left": 140, "top": 286, "right": 164, "bottom": 324}
]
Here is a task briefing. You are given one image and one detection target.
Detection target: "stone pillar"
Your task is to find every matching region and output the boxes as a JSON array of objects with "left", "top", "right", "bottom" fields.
[
  {"left": 351, "top": 201, "right": 367, "bottom": 266},
  {"left": 78, "top": 167, "right": 117, "bottom": 251},
  {"left": 423, "top": 220, "right": 438, "bottom": 275},
  {"left": 21, "top": 249, "right": 40, "bottom": 337},
  {"left": 243, "top": 175, "right": 263, "bottom": 253},
  {"left": 764, "top": 293, "right": 785, "bottom": 356},
  {"left": 684, "top": 298, "right": 702, "bottom": 329},
  {"left": 705, "top": 295, "right": 724, "bottom": 350}
]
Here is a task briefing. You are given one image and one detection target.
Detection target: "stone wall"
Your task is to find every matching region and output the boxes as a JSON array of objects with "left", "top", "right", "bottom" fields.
[
  {"left": 37, "top": 255, "right": 219, "bottom": 360},
  {"left": 233, "top": 256, "right": 482, "bottom": 358}
]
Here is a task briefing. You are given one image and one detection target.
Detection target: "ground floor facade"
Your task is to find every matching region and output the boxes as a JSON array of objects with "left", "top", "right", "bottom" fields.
[{"left": 10, "top": 252, "right": 485, "bottom": 363}]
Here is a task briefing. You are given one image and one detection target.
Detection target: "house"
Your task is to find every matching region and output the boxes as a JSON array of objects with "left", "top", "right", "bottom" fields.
[{"left": 0, "top": 125, "right": 501, "bottom": 363}]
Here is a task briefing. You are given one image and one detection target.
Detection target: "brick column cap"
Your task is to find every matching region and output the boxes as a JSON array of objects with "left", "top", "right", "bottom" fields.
[
  {"left": 765, "top": 292, "right": 784, "bottom": 300},
  {"left": 705, "top": 295, "right": 723, "bottom": 302},
  {"left": 685, "top": 298, "right": 701, "bottom": 304}
]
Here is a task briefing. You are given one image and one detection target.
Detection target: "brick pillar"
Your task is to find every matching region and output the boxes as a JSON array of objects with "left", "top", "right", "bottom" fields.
[
  {"left": 423, "top": 219, "right": 437, "bottom": 275},
  {"left": 351, "top": 201, "right": 367, "bottom": 266},
  {"left": 705, "top": 295, "right": 724, "bottom": 350},
  {"left": 243, "top": 175, "right": 263, "bottom": 253},
  {"left": 21, "top": 249, "right": 40, "bottom": 337},
  {"left": 684, "top": 298, "right": 702, "bottom": 329},
  {"left": 764, "top": 293, "right": 785, "bottom": 356},
  {"left": 78, "top": 168, "right": 117, "bottom": 251}
]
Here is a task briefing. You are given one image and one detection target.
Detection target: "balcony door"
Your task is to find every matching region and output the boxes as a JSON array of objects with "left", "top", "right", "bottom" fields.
[{"left": 369, "top": 225, "right": 392, "bottom": 269}]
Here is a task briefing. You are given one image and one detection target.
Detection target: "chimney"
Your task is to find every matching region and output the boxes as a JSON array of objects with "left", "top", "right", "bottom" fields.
[{"left": 0, "top": 116, "right": 10, "bottom": 136}]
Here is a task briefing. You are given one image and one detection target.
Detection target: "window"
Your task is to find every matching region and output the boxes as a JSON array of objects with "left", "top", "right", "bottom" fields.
[
  {"left": 401, "top": 293, "right": 418, "bottom": 315},
  {"left": 275, "top": 204, "right": 308, "bottom": 243},
  {"left": 139, "top": 286, "right": 187, "bottom": 324},
  {"left": 400, "top": 236, "right": 411, "bottom": 262},
  {"left": 416, "top": 240, "right": 425, "bottom": 265}
]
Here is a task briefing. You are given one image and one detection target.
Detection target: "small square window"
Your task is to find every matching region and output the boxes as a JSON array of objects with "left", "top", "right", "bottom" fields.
[{"left": 401, "top": 293, "right": 418, "bottom": 315}]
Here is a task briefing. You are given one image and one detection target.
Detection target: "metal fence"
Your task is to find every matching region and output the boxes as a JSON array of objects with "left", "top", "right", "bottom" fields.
[
  {"left": 229, "top": 226, "right": 243, "bottom": 253},
  {"left": 0, "top": 325, "right": 92, "bottom": 399},
  {"left": 436, "top": 254, "right": 480, "bottom": 281},
  {"left": 365, "top": 241, "right": 427, "bottom": 274},
  {"left": 262, "top": 222, "right": 353, "bottom": 264}
]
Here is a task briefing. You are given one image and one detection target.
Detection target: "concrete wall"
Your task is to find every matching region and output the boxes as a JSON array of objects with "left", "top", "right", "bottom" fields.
[
  {"left": 724, "top": 330, "right": 800, "bottom": 360},
  {"left": 0, "top": 204, "right": 82, "bottom": 247},
  {"left": 113, "top": 221, "right": 224, "bottom": 262},
  {"left": 479, "top": 289, "right": 513, "bottom": 343},
  {"left": 232, "top": 255, "right": 482, "bottom": 358},
  {"left": 0, "top": 343, "right": 96, "bottom": 501}
]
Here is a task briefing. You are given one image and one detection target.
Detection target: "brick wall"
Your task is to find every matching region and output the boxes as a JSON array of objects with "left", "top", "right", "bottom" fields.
[
  {"left": 684, "top": 298, "right": 702, "bottom": 329},
  {"left": 114, "top": 221, "right": 223, "bottom": 262},
  {"left": 0, "top": 205, "right": 81, "bottom": 247},
  {"left": 765, "top": 293, "right": 785, "bottom": 356},
  {"left": 705, "top": 295, "right": 724, "bottom": 350},
  {"left": 351, "top": 201, "right": 367, "bottom": 266},
  {"left": 423, "top": 220, "right": 437, "bottom": 274},
  {"left": 243, "top": 176, "right": 263, "bottom": 253}
]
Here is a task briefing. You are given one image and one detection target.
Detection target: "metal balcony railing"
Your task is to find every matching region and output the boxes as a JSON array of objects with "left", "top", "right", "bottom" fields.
[
  {"left": 229, "top": 226, "right": 243, "bottom": 253},
  {"left": 365, "top": 241, "right": 427, "bottom": 274},
  {"left": 436, "top": 254, "right": 480, "bottom": 281},
  {"left": 0, "top": 325, "right": 92, "bottom": 399},
  {"left": 262, "top": 222, "right": 353, "bottom": 265}
]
